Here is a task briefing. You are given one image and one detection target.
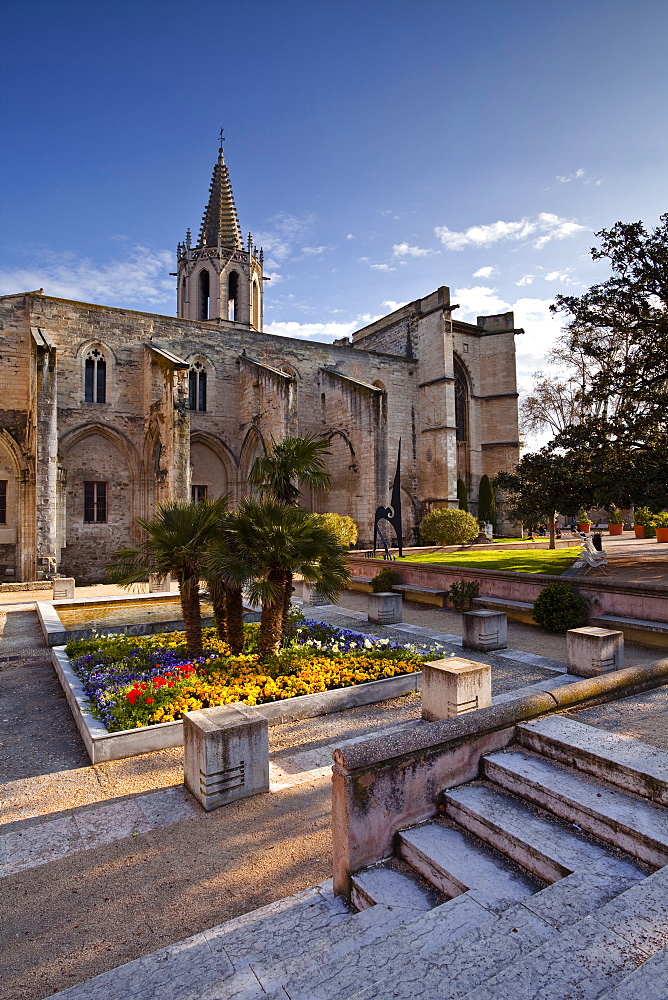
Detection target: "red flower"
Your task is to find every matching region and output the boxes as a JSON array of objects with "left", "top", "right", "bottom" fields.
[{"left": 145, "top": 696, "right": 154, "bottom": 704}]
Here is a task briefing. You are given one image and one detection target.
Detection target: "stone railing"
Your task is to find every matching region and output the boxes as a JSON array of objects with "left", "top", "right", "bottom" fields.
[{"left": 331, "top": 659, "right": 668, "bottom": 899}]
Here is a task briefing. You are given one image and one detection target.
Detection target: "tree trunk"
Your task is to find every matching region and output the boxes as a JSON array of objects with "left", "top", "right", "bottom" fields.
[
  {"left": 210, "top": 580, "right": 228, "bottom": 642},
  {"left": 225, "top": 585, "right": 245, "bottom": 654},
  {"left": 179, "top": 577, "right": 203, "bottom": 658},
  {"left": 548, "top": 513, "right": 556, "bottom": 550},
  {"left": 258, "top": 569, "right": 285, "bottom": 659},
  {"left": 281, "top": 569, "right": 294, "bottom": 642}
]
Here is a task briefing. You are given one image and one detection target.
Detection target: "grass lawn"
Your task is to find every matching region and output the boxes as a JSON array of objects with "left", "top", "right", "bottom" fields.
[{"left": 399, "top": 548, "right": 579, "bottom": 574}]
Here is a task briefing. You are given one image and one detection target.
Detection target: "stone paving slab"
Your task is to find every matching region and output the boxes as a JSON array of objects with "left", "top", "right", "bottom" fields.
[{"left": 602, "top": 945, "right": 668, "bottom": 999}]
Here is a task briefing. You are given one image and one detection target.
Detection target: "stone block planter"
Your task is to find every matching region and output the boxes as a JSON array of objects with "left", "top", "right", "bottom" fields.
[
  {"left": 52, "top": 577, "right": 75, "bottom": 599},
  {"left": 421, "top": 656, "right": 492, "bottom": 721},
  {"left": 302, "top": 582, "right": 331, "bottom": 606},
  {"left": 567, "top": 626, "right": 624, "bottom": 677},
  {"left": 462, "top": 610, "right": 507, "bottom": 652},
  {"left": 149, "top": 573, "right": 171, "bottom": 592},
  {"left": 367, "top": 592, "right": 403, "bottom": 624},
  {"left": 183, "top": 703, "right": 269, "bottom": 811}
]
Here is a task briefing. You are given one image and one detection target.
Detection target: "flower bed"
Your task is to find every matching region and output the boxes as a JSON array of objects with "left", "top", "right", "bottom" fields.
[{"left": 65, "top": 618, "right": 437, "bottom": 734}]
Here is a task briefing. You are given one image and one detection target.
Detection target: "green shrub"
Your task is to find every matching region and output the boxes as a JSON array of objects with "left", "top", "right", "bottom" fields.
[
  {"left": 370, "top": 568, "right": 400, "bottom": 593},
  {"left": 533, "top": 582, "right": 588, "bottom": 633},
  {"left": 478, "top": 475, "right": 496, "bottom": 525},
  {"left": 653, "top": 511, "right": 668, "bottom": 528},
  {"left": 633, "top": 506, "right": 656, "bottom": 536},
  {"left": 421, "top": 508, "right": 480, "bottom": 546},
  {"left": 448, "top": 579, "right": 480, "bottom": 611},
  {"left": 312, "top": 512, "right": 358, "bottom": 547},
  {"left": 608, "top": 507, "right": 623, "bottom": 524},
  {"left": 457, "top": 479, "right": 469, "bottom": 513}
]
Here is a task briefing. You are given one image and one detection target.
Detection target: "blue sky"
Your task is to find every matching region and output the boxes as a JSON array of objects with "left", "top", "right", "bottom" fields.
[{"left": 1, "top": 0, "right": 666, "bottom": 411}]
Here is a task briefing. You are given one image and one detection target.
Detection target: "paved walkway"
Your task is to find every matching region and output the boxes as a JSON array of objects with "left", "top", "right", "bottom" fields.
[{"left": 0, "top": 583, "right": 666, "bottom": 999}]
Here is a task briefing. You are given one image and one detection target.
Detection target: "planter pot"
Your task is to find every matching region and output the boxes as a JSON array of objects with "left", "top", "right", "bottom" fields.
[
  {"left": 367, "top": 591, "right": 403, "bottom": 624},
  {"left": 656, "top": 527, "right": 668, "bottom": 544},
  {"left": 634, "top": 525, "right": 647, "bottom": 539},
  {"left": 577, "top": 522, "right": 591, "bottom": 533},
  {"left": 608, "top": 524, "right": 623, "bottom": 535}
]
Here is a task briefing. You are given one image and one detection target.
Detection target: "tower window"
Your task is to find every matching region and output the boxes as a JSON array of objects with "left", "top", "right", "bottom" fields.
[
  {"left": 454, "top": 359, "right": 468, "bottom": 442},
  {"left": 84, "top": 349, "right": 106, "bottom": 403},
  {"left": 198, "top": 269, "right": 210, "bottom": 320},
  {"left": 228, "top": 271, "right": 239, "bottom": 321},
  {"left": 0, "top": 480, "right": 6, "bottom": 523},
  {"left": 252, "top": 279, "right": 259, "bottom": 329},
  {"left": 188, "top": 362, "right": 207, "bottom": 411},
  {"left": 84, "top": 482, "right": 107, "bottom": 523}
]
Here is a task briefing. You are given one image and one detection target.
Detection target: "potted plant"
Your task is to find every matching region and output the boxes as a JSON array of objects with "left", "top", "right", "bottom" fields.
[
  {"left": 653, "top": 512, "right": 668, "bottom": 544},
  {"left": 633, "top": 506, "right": 655, "bottom": 539},
  {"left": 576, "top": 509, "right": 592, "bottom": 533},
  {"left": 607, "top": 508, "right": 623, "bottom": 535}
]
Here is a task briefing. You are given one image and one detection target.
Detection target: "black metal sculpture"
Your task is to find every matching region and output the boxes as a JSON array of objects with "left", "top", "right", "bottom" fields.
[{"left": 373, "top": 440, "right": 403, "bottom": 559}]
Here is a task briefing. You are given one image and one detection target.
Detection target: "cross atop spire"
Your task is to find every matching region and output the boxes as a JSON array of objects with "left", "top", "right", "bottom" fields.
[{"left": 198, "top": 137, "right": 242, "bottom": 250}]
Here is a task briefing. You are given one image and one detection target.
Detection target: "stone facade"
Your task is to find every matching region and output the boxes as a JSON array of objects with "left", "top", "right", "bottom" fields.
[{"left": 0, "top": 152, "right": 521, "bottom": 583}]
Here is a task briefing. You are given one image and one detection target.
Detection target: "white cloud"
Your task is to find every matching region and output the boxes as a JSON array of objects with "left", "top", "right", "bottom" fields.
[
  {"left": 370, "top": 263, "right": 396, "bottom": 272},
  {"left": 556, "top": 167, "right": 585, "bottom": 183},
  {"left": 0, "top": 245, "right": 175, "bottom": 308},
  {"left": 435, "top": 212, "right": 586, "bottom": 251},
  {"left": 473, "top": 265, "right": 497, "bottom": 278},
  {"left": 301, "top": 245, "right": 333, "bottom": 255},
  {"left": 264, "top": 311, "right": 384, "bottom": 343},
  {"left": 392, "top": 242, "right": 435, "bottom": 258},
  {"left": 544, "top": 270, "right": 568, "bottom": 281},
  {"left": 255, "top": 212, "right": 316, "bottom": 268},
  {"left": 382, "top": 299, "right": 408, "bottom": 312},
  {"left": 516, "top": 274, "right": 534, "bottom": 286},
  {"left": 452, "top": 285, "right": 511, "bottom": 318},
  {"left": 512, "top": 297, "right": 563, "bottom": 374},
  {"left": 345, "top": 233, "right": 354, "bottom": 240}
]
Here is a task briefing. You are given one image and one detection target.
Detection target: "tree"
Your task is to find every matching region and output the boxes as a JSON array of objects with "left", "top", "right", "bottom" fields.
[
  {"left": 211, "top": 500, "right": 350, "bottom": 659},
  {"left": 551, "top": 215, "right": 667, "bottom": 504},
  {"left": 106, "top": 498, "right": 225, "bottom": 658},
  {"left": 421, "top": 508, "right": 479, "bottom": 546},
  {"left": 478, "top": 475, "right": 496, "bottom": 526},
  {"left": 456, "top": 478, "right": 469, "bottom": 512},
  {"left": 248, "top": 434, "right": 331, "bottom": 505},
  {"left": 312, "top": 512, "right": 358, "bottom": 547},
  {"left": 495, "top": 449, "right": 593, "bottom": 548}
]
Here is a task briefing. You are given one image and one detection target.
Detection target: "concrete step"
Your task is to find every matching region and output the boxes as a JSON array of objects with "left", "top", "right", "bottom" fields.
[
  {"left": 599, "top": 944, "right": 668, "bottom": 999},
  {"left": 281, "top": 892, "right": 493, "bottom": 1000},
  {"left": 517, "top": 715, "right": 668, "bottom": 805},
  {"left": 350, "top": 856, "right": 446, "bottom": 912},
  {"left": 483, "top": 749, "right": 668, "bottom": 868},
  {"left": 397, "top": 819, "right": 543, "bottom": 913},
  {"left": 460, "top": 864, "right": 668, "bottom": 1000},
  {"left": 443, "top": 781, "right": 612, "bottom": 882}
]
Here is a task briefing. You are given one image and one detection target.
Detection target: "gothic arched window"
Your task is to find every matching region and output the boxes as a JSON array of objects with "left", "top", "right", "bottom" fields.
[
  {"left": 85, "top": 348, "right": 106, "bottom": 403},
  {"left": 454, "top": 359, "right": 468, "bottom": 442},
  {"left": 252, "top": 279, "right": 259, "bottom": 329},
  {"left": 228, "top": 271, "right": 239, "bottom": 321},
  {"left": 198, "top": 269, "right": 210, "bottom": 320},
  {"left": 189, "top": 361, "right": 207, "bottom": 411}
]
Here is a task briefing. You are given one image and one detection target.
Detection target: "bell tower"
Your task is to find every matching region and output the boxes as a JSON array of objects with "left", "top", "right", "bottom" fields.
[{"left": 177, "top": 136, "right": 263, "bottom": 329}]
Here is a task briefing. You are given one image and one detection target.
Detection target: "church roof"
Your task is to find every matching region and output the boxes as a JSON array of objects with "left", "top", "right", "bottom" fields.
[{"left": 198, "top": 148, "right": 243, "bottom": 251}]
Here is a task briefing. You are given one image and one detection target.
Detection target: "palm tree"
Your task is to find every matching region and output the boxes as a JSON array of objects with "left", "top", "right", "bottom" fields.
[
  {"left": 106, "top": 498, "right": 225, "bottom": 658},
  {"left": 214, "top": 499, "right": 350, "bottom": 659},
  {"left": 248, "top": 434, "right": 331, "bottom": 505},
  {"left": 248, "top": 434, "right": 333, "bottom": 633},
  {"left": 203, "top": 512, "right": 248, "bottom": 655}
]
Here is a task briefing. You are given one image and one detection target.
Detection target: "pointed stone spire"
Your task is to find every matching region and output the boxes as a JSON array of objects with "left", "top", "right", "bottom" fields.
[{"left": 198, "top": 146, "right": 243, "bottom": 250}]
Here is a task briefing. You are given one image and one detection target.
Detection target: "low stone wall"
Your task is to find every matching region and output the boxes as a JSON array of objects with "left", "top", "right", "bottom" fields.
[
  {"left": 51, "top": 645, "right": 421, "bottom": 763},
  {"left": 347, "top": 556, "right": 668, "bottom": 626},
  {"left": 331, "top": 658, "right": 668, "bottom": 899}
]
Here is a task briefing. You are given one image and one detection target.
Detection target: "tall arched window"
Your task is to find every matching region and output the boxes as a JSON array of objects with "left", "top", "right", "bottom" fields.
[
  {"left": 454, "top": 359, "right": 468, "bottom": 442},
  {"left": 198, "top": 269, "right": 210, "bottom": 320},
  {"left": 85, "top": 348, "right": 106, "bottom": 403},
  {"left": 188, "top": 361, "right": 207, "bottom": 411},
  {"left": 181, "top": 277, "right": 186, "bottom": 317},
  {"left": 228, "top": 271, "right": 239, "bottom": 321}
]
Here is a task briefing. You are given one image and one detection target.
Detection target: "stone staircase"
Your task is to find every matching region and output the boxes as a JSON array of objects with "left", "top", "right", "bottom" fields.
[{"left": 56, "top": 716, "right": 668, "bottom": 1000}]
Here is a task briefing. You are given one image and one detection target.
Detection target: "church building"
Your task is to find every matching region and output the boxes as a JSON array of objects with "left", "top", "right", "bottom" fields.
[{"left": 0, "top": 146, "right": 521, "bottom": 582}]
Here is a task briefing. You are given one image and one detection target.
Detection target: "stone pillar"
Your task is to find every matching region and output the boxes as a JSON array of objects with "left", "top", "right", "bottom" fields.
[
  {"left": 566, "top": 627, "right": 624, "bottom": 677},
  {"left": 462, "top": 610, "right": 507, "bottom": 651},
  {"left": 421, "top": 656, "right": 492, "bottom": 721},
  {"left": 367, "top": 591, "right": 403, "bottom": 624},
  {"left": 35, "top": 343, "right": 58, "bottom": 577},
  {"left": 302, "top": 581, "right": 331, "bottom": 606},
  {"left": 149, "top": 573, "right": 171, "bottom": 593},
  {"left": 183, "top": 703, "right": 269, "bottom": 811},
  {"left": 52, "top": 577, "right": 75, "bottom": 599}
]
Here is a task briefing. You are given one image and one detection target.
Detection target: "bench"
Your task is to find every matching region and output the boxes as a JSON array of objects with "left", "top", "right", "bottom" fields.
[
  {"left": 348, "top": 577, "right": 373, "bottom": 593},
  {"left": 473, "top": 596, "right": 535, "bottom": 624},
  {"left": 392, "top": 584, "right": 449, "bottom": 608},
  {"left": 590, "top": 614, "right": 668, "bottom": 650}
]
